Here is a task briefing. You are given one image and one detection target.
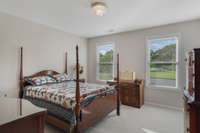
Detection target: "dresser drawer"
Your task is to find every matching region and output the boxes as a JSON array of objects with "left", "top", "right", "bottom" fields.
[
  {"left": 121, "top": 96, "right": 129, "bottom": 105},
  {"left": 121, "top": 88, "right": 138, "bottom": 97},
  {"left": 120, "top": 83, "right": 135, "bottom": 89},
  {"left": 131, "top": 87, "right": 138, "bottom": 95},
  {"left": 120, "top": 83, "right": 129, "bottom": 88},
  {"left": 121, "top": 96, "right": 138, "bottom": 106},
  {"left": 129, "top": 97, "right": 138, "bottom": 105},
  {"left": 120, "top": 88, "right": 130, "bottom": 96}
]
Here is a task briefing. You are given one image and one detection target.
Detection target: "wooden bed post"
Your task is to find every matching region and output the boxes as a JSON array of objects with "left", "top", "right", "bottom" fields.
[
  {"left": 65, "top": 52, "right": 68, "bottom": 74},
  {"left": 75, "top": 45, "right": 81, "bottom": 133},
  {"left": 19, "top": 47, "right": 24, "bottom": 98},
  {"left": 116, "top": 53, "right": 120, "bottom": 116}
]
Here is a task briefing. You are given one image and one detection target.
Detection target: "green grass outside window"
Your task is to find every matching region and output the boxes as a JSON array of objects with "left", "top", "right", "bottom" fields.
[{"left": 150, "top": 71, "right": 176, "bottom": 80}]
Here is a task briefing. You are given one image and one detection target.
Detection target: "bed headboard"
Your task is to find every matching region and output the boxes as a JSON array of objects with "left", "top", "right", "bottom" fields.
[
  {"left": 24, "top": 70, "right": 60, "bottom": 79},
  {"left": 19, "top": 46, "right": 67, "bottom": 98}
]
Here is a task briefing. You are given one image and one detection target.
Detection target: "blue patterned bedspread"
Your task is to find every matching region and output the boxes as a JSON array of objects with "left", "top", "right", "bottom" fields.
[{"left": 23, "top": 81, "right": 115, "bottom": 124}]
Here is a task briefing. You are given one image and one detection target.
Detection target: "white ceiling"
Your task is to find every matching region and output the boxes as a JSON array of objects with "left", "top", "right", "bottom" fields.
[{"left": 0, "top": 0, "right": 200, "bottom": 38}]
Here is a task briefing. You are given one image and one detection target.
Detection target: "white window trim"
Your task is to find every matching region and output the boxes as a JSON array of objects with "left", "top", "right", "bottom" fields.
[
  {"left": 96, "top": 42, "right": 115, "bottom": 82},
  {"left": 146, "top": 35, "right": 179, "bottom": 90}
]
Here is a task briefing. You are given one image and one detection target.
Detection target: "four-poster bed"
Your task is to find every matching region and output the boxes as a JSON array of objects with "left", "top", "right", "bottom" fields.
[{"left": 19, "top": 46, "right": 120, "bottom": 133}]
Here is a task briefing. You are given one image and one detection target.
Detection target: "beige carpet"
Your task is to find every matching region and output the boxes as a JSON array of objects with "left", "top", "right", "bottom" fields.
[{"left": 45, "top": 105, "right": 184, "bottom": 133}]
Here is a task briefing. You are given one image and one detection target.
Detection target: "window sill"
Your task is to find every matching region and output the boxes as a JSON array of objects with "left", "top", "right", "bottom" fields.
[{"left": 146, "top": 85, "right": 180, "bottom": 92}]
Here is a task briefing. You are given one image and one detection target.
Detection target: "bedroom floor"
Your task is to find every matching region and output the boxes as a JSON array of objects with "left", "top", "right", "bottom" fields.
[{"left": 45, "top": 105, "right": 184, "bottom": 133}]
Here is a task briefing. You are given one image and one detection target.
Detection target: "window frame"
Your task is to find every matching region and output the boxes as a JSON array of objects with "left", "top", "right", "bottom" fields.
[
  {"left": 146, "top": 36, "right": 179, "bottom": 89},
  {"left": 96, "top": 43, "right": 115, "bottom": 82}
]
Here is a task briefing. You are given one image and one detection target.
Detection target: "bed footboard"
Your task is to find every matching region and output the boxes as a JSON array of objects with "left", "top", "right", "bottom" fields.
[
  {"left": 45, "top": 93, "right": 116, "bottom": 133},
  {"left": 79, "top": 93, "right": 117, "bottom": 131}
]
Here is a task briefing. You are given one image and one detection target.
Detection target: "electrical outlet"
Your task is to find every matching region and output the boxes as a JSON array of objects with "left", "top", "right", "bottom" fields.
[{"left": 0, "top": 91, "right": 7, "bottom": 98}]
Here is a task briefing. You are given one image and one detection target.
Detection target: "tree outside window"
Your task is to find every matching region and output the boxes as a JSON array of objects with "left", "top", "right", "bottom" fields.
[
  {"left": 147, "top": 37, "right": 178, "bottom": 88},
  {"left": 97, "top": 44, "right": 114, "bottom": 81}
]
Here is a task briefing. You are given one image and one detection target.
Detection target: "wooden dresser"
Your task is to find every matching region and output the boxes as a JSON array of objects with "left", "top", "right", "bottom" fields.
[
  {"left": 120, "top": 80, "right": 144, "bottom": 108},
  {"left": 184, "top": 49, "right": 200, "bottom": 133},
  {"left": 0, "top": 98, "right": 46, "bottom": 133}
]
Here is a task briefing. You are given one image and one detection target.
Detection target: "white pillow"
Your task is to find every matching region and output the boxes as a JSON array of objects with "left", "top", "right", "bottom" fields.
[
  {"left": 52, "top": 73, "right": 71, "bottom": 82},
  {"left": 26, "top": 76, "right": 56, "bottom": 86}
]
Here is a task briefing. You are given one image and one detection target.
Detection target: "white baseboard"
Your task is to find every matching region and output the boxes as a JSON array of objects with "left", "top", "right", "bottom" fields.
[{"left": 145, "top": 101, "right": 184, "bottom": 111}]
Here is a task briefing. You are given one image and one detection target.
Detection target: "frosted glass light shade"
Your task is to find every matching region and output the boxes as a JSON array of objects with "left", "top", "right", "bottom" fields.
[{"left": 92, "top": 2, "right": 107, "bottom": 16}]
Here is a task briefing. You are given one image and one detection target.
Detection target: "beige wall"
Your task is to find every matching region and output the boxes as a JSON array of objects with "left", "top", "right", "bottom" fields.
[
  {"left": 0, "top": 12, "right": 87, "bottom": 98},
  {"left": 1, "top": 11, "right": 200, "bottom": 109},
  {"left": 88, "top": 19, "right": 200, "bottom": 109}
]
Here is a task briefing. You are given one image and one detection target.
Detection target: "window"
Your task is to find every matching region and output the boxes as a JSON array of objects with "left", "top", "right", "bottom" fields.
[
  {"left": 146, "top": 37, "right": 178, "bottom": 88},
  {"left": 96, "top": 44, "right": 114, "bottom": 81}
]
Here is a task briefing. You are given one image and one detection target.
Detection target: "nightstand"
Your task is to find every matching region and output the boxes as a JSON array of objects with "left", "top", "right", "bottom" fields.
[
  {"left": 107, "top": 79, "right": 144, "bottom": 108},
  {"left": 120, "top": 80, "right": 144, "bottom": 108}
]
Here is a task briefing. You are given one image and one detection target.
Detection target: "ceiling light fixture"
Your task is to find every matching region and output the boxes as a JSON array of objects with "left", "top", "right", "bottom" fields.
[{"left": 91, "top": 1, "right": 107, "bottom": 16}]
